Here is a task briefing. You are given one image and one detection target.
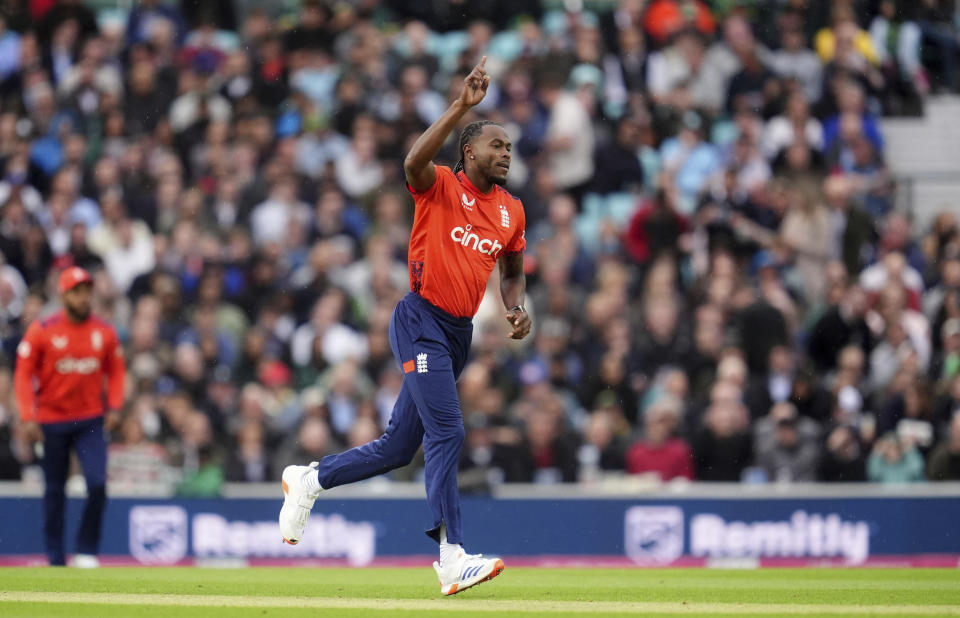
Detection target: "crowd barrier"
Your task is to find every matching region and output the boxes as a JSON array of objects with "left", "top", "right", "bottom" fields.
[{"left": 1, "top": 483, "right": 958, "bottom": 567}]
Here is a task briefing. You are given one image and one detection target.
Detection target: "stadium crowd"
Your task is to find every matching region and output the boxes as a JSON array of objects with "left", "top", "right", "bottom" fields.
[{"left": 0, "top": 0, "right": 960, "bottom": 494}]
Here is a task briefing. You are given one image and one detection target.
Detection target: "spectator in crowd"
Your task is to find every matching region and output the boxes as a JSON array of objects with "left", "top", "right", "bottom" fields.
[
  {"left": 867, "top": 432, "right": 925, "bottom": 482},
  {"left": 591, "top": 115, "right": 644, "bottom": 195},
  {"left": 731, "top": 284, "right": 789, "bottom": 375},
  {"left": 753, "top": 402, "right": 822, "bottom": 482},
  {"left": 642, "top": 0, "right": 715, "bottom": 46},
  {"left": 578, "top": 349, "right": 639, "bottom": 424},
  {"left": 823, "top": 79, "right": 884, "bottom": 153},
  {"left": 877, "top": 378, "right": 938, "bottom": 455},
  {"left": 273, "top": 416, "right": 339, "bottom": 477},
  {"left": 543, "top": 67, "right": 598, "bottom": 202},
  {"left": 646, "top": 29, "right": 712, "bottom": 112},
  {"left": 932, "top": 318, "right": 960, "bottom": 384},
  {"left": 917, "top": 0, "right": 959, "bottom": 92},
  {"left": 225, "top": 420, "right": 272, "bottom": 483},
  {"left": 815, "top": 7, "right": 879, "bottom": 67},
  {"left": 808, "top": 283, "right": 873, "bottom": 372},
  {"left": 577, "top": 406, "right": 628, "bottom": 481},
  {"left": 928, "top": 410, "right": 960, "bottom": 480},
  {"left": 659, "top": 112, "right": 722, "bottom": 214},
  {"left": 515, "top": 399, "right": 579, "bottom": 484},
  {"left": 173, "top": 411, "right": 224, "bottom": 497},
  {"left": 699, "top": 14, "right": 771, "bottom": 115},
  {"left": 624, "top": 185, "right": 689, "bottom": 266},
  {"left": 923, "top": 254, "right": 960, "bottom": 323},
  {"left": 126, "top": 0, "right": 186, "bottom": 47},
  {"left": 762, "top": 91, "right": 824, "bottom": 160},
  {"left": 726, "top": 43, "right": 781, "bottom": 117},
  {"left": 746, "top": 346, "right": 795, "bottom": 420},
  {"left": 869, "top": 0, "right": 926, "bottom": 107},
  {"left": 0, "top": 368, "right": 21, "bottom": 479},
  {"left": 691, "top": 382, "right": 752, "bottom": 481},
  {"left": 770, "top": 27, "right": 823, "bottom": 103},
  {"left": 460, "top": 413, "right": 527, "bottom": 487},
  {"left": 625, "top": 395, "right": 694, "bottom": 481},
  {"left": 779, "top": 183, "right": 834, "bottom": 305},
  {"left": 819, "top": 423, "right": 867, "bottom": 481},
  {"left": 107, "top": 410, "right": 173, "bottom": 492}
]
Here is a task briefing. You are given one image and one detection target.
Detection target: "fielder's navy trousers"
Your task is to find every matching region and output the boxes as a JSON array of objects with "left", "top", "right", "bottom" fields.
[
  {"left": 316, "top": 292, "right": 472, "bottom": 545},
  {"left": 41, "top": 415, "right": 107, "bottom": 565}
]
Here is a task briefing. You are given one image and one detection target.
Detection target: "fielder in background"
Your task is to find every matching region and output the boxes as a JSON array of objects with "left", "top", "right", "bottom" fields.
[{"left": 14, "top": 267, "right": 126, "bottom": 567}]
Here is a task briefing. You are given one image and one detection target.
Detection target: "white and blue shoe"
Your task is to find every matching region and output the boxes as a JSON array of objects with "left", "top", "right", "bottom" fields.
[
  {"left": 279, "top": 462, "right": 322, "bottom": 545},
  {"left": 71, "top": 554, "right": 100, "bottom": 568},
  {"left": 433, "top": 549, "right": 505, "bottom": 596}
]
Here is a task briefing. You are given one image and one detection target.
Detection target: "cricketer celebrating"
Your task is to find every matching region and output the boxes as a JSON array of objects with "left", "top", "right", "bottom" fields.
[{"left": 279, "top": 56, "right": 530, "bottom": 595}]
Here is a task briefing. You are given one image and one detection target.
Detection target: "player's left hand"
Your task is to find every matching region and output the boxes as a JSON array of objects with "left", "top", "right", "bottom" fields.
[
  {"left": 104, "top": 409, "right": 122, "bottom": 432},
  {"left": 20, "top": 421, "right": 43, "bottom": 445},
  {"left": 506, "top": 308, "right": 531, "bottom": 340}
]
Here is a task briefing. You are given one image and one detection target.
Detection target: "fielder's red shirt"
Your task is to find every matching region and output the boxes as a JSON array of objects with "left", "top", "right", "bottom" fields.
[
  {"left": 15, "top": 312, "right": 125, "bottom": 424},
  {"left": 407, "top": 166, "right": 526, "bottom": 318}
]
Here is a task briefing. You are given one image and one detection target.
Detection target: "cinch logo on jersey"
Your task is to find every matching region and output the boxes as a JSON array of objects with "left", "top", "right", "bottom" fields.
[
  {"left": 55, "top": 357, "right": 101, "bottom": 375},
  {"left": 449, "top": 224, "right": 503, "bottom": 257}
]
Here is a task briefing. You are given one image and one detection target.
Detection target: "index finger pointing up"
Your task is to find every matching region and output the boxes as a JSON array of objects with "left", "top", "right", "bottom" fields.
[{"left": 478, "top": 55, "right": 487, "bottom": 70}]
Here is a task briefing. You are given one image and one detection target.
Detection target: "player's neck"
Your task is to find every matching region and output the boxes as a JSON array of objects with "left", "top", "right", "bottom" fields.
[
  {"left": 463, "top": 168, "right": 494, "bottom": 195},
  {"left": 63, "top": 309, "right": 89, "bottom": 325}
]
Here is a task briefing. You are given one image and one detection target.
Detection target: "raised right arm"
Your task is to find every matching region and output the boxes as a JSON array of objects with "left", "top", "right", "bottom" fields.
[{"left": 403, "top": 56, "right": 489, "bottom": 193}]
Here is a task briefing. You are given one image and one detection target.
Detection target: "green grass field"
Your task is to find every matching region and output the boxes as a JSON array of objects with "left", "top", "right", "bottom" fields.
[{"left": 1, "top": 567, "right": 959, "bottom": 617}]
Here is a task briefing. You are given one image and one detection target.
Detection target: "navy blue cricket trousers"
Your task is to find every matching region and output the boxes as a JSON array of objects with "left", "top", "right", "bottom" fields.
[
  {"left": 316, "top": 292, "right": 472, "bottom": 545},
  {"left": 41, "top": 416, "right": 108, "bottom": 565}
]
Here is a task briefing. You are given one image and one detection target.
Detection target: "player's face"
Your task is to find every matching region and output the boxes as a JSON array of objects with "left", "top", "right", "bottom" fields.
[
  {"left": 63, "top": 282, "right": 92, "bottom": 321},
  {"left": 470, "top": 125, "right": 512, "bottom": 187}
]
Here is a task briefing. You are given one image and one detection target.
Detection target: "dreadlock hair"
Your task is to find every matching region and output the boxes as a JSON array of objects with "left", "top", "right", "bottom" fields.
[{"left": 453, "top": 120, "right": 499, "bottom": 173}]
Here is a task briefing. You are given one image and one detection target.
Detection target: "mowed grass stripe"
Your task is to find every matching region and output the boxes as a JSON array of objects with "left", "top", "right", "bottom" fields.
[
  {"left": 5, "top": 606, "right": 952, "bottom": 618},
  {"left": 2, "top": 592, "right": 960, "bottom": 615},
  {"left": 8, "top": 574, "right": 959, "bottom": 593}
]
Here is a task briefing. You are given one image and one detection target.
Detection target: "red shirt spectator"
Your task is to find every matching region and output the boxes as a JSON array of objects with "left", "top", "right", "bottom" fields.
[
  {"left": 626, "top": 437, "right": 695, "bottom": 480},
  {"left": 624, "top": 192, "right": 690, "bottom": 264},
  {"left": 643, "top": 0, "right": 716, "bottom": 46},
  {"left": 625, "top": 397, "right": 695, "bottom": 480}
]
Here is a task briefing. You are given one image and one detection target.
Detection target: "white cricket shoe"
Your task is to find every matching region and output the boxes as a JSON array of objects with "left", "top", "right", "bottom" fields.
[
  {"left": 71, "top": 554, "right": 100, "bottom": 569},
  {"left": 279, "top": 461, "right": 322, "bottom": 545},
  {"left": 433, "top": 550, "right": 505, "bottom": 596}
]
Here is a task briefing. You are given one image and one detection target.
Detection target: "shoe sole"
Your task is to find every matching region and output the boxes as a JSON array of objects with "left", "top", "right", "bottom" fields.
[
  {"left": 443, "top": 559, "right": 505, "bottom": 596},
  {"left": 280, "top": 478, "right": 298, "bottom": 545}
]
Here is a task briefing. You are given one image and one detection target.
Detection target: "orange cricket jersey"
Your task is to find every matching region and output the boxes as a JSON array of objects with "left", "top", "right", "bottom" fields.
[
  {"left": 14, "top": 311, "right": 125, "bottom": 424},
  {"left": 407, "top": 166, "right": 526, "bottom": 318}
]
